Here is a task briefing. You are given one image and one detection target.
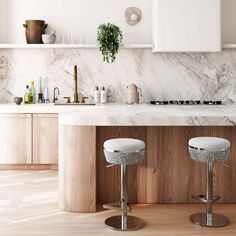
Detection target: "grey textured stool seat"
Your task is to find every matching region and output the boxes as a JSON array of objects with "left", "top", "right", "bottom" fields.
[
  {"left": 188, "top": 137, "right": 231, "bottom": 227},
  {"left": 103, "top": 138, "right": 145, "bottom": 231}
]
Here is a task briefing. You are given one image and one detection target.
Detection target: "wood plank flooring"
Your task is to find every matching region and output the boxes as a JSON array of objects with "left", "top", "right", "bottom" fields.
[{"left": 0, "top": 170, "right": 236, "bottom": 236}]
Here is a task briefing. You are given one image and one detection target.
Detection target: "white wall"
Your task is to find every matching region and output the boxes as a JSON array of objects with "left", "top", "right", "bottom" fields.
[
  {"left": 0, "top": 0, "right": 236, "bottom": 44},
  {"left": 0, "top": 0, "right": 152, "bottom": 44}
]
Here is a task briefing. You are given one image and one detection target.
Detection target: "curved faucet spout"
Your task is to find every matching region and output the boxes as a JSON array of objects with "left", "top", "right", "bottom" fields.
[{"left": 53, "top": 87, "right": 60, "bottom": 103}]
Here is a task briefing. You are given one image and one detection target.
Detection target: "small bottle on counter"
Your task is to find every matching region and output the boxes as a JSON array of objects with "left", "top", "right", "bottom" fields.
[
  {"left": 38, "top": 93, "right": 43, "bottom": 103},
  {"left": 43, "top": 77, "right": 50, "bottom": 103},
  {"left": 24, "top": 85, "right": 30, "bottom": 104},
  {"left": 43, "top": 87, "right": 49, "bottom": 103},
  {"left": 38, "top": 77, "right": 44, "bottom": 103},
  {"left": 29, "top": 81, "right": 36, "bottom": 104},
  {"left": 100, "top": 87, "right": 107, "bottom": 104},
  {"left": 94, "top": 86, "right": 100, "bottom": 104}
]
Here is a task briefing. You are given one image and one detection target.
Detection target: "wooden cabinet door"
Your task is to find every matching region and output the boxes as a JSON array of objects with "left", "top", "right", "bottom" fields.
[
  {"left": 0, "top": 114, "right": 32, "bottom": 164},
  {"left": 33, "top": 114, "right": 58, "bottom": 164}
]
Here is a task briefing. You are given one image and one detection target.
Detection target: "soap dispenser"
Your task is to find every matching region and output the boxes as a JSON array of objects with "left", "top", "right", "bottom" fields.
[
  {"left": 100, "top": 87, "right": 107, "bottom": 104},
  {"left": 94, "top": 86, "right": 100, "bottom": 104}
]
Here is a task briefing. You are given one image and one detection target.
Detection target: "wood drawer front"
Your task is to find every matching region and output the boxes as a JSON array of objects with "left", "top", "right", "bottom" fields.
[
  {"left": 0, "top": 114, "right": 32, "bottom": 164},
  {"left": 33, "top": 114, "right": 58, "bottom": 164}
]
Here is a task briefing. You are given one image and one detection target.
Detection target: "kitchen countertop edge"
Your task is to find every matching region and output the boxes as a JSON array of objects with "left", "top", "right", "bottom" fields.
[{"left": 1, "top": 103, "right": 236, "bottom": 126}]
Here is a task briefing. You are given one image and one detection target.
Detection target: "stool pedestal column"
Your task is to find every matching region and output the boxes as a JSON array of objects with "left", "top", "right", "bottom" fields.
[
  {"left": 190, "top": 161, "right": 229, "bottom": 227},
  {"left": 121, "top": 164, "right": 128, "bottom": 229},
  {"left": 104, "top": 163, "right": 145, "bottom": 231},
  {"left": 103, "top": 138, "right": 145, "bottom": 231},
  {"left": 206, "top": 162, "right": 213, "bottom": 222}
]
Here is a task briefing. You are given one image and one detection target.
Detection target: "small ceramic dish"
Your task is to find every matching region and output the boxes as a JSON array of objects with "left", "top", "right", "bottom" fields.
[
  {"left": 14, "top": 97, "right": 23, "bottom": 105},
  {"left": 42, "top": 33, "right": 56, "bottom": 44}
]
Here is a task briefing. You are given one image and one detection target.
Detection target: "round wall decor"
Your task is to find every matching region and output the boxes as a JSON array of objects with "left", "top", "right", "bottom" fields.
[{"left": 125, "top": 7, "right": 142, "bottom": 25}]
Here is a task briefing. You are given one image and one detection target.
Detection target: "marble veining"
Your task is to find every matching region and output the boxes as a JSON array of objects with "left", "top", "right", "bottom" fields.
[
  {"left": 0, "top": 102, "right": 236, "bottom": 126},
  {"left": 1, "top": 48, "right": 236, "bottom": 103},
  {"left": 58, "top": 104, "right": 236, "bottom": 126}
]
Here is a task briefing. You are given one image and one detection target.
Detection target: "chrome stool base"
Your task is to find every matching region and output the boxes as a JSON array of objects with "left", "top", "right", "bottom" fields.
[
  {"left": 105, "top": 215, "right": 145, "bottom": 231},
  {"left": 190, "top": 212, "right": 229, "bottom": 227}
]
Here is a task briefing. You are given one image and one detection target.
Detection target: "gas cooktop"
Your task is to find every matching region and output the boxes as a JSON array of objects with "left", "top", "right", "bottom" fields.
[{"left": 150, "top": 100, "right": 222, "bottom": 105}]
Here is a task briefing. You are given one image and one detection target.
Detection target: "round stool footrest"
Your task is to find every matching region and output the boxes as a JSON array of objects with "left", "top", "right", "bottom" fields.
[
  {"left": 190, "top": 212, "right": 229, "bottom": 227},
  {"left": 105, "top": 215, "right": 145, "bottom": 231},
  {"left": 192, "top": 195, "right": 220, "bottom": 203},
  {"left": 103, "top": 202, "right": 132, "bottom": 213}
]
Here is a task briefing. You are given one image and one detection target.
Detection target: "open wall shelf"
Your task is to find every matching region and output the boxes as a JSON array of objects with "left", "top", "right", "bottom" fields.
[
  {"left": 0, "top": 44, "right": 153, "bottom": 49},
  {"left": 0, "top": 44, "right": 235, "bottom": 50},
  {"left": 0, "top": 0, "right": 151, "bottom": 47},
  {"left": 222, "top": 44, "right": 236, "bottom": 49},
  {"left": 1, "top": 0, "right": 236, "bottom": 51}
]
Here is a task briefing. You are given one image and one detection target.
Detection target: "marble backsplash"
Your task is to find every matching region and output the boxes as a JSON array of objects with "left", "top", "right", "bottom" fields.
[{"left": 1, "top": 48, "right": 236, "bottom": 103}]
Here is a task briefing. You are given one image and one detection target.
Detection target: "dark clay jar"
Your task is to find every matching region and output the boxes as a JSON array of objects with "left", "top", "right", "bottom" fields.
[{"left": 23, "top": 20, "right": 48, "bottom": 44}]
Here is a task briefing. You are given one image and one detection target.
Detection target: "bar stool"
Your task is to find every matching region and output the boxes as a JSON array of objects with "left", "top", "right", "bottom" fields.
[
  {"left": 188, "top": 136, "right": 231, "bottom": 227},
  {"left": 103, "top": 138, "right": 145, "bottom": 231}
]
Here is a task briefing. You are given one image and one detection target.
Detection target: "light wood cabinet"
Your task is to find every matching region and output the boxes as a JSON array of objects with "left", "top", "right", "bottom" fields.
[
  {"left": 0, "top": 113, "right": 58, "bottom": 166},
  {"left": 152, "top": 0, "right": 221, "bottom": 52},
  {"left": 33, "top": 114, "right": 58, "bottom": 164},
  {"left": 0, "top": 114, "right": 32, "bottom": 164}
]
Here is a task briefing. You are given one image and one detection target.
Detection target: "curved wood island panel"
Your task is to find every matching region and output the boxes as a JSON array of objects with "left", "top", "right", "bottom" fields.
[
  {"left": 58, "top": 104, "right": 236, "bottom": 212},
  {"left": 59, "top": 125, "right": 96, "bottom": 212},
  {"left": 59, "top": 125, "right": 236, "bottom": 213}
]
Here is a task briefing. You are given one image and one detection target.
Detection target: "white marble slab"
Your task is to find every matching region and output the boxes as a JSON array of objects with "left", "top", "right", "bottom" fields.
[
  {"left": 1, "top": 48, "right": 236, "bottom": 104},
  {"left": 1, "top": 103, "right": 236, "bottom": 126},
  {"left": 0, "top": 103, "right": 95, "bottom": 114},
  {"left": 58, "top": 103, "right": 236, "bottom": 126}
]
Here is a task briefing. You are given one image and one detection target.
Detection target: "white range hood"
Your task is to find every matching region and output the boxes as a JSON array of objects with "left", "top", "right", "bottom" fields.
[{"left": 152, "top": 0, "right": 221, "bottom": 52}]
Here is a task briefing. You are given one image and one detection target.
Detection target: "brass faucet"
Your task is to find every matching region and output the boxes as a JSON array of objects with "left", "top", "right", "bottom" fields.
[
  {"left": 73, "top": 65, "right": 79, "bottom": 103},
  {"left": 53, "top": 87, "right": 60, "bottom": 103}
]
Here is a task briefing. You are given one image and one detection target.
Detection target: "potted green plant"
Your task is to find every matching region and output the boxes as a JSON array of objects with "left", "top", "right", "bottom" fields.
[{"left": 97, "top": 23, "right": 123, "bottom": 63}]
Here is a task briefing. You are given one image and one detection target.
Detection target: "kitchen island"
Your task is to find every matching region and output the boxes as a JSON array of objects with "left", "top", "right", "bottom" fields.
[{"left": 58, "top": 104, "right": 236, "bottom": 212}]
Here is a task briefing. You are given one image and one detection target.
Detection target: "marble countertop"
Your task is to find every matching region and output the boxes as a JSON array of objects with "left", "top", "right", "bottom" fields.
[
  {"left": 0, "top": 103, "right": 95, "bottom": 114},
  {"left": 1, "top": 103, "right": 236, "bottom": 126},
  {"left": 59, "top": 103, "right": 236, "bottom": 126}
]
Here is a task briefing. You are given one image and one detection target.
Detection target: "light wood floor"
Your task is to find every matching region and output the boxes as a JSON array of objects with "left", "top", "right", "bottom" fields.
[{"left": 0, "top": 171, "right": 236, "bottom": 236}]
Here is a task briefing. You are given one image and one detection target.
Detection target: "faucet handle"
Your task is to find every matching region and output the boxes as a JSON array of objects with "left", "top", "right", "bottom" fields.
[
  {"left": 64, "top": 97, "right": 71, "bottom": 104},
  {"left": 81, "top": 96, "right": 89, "bottom": 104}
]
